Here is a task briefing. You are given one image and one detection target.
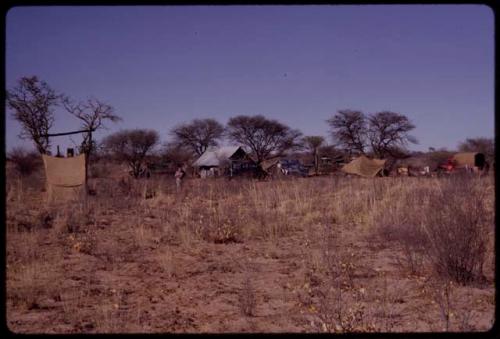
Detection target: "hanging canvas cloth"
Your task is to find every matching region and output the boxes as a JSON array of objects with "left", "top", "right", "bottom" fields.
[{"left": 42, "top": 154, "right": 86, "bottom": 202}]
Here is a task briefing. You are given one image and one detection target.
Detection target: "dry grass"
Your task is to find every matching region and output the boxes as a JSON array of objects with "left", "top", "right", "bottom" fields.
[
  {"left": 5, "top": 163, "right": 495, "bottom": 333},
  {"left": 372, "top": 175, "right": 493, "bottom": 284}
]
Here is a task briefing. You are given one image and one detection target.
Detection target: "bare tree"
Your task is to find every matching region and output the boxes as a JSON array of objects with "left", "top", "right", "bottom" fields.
[
  {"left": 6, "top": 76, "right": 61, "bottom": 154},
  {"left": 458, "top": 137, "right": 494, "bottom": 163},
  {"left": 226, "top": 115, "right": 302, "bottom": 165},
  {"left": 102, "top": 129, "right": 159, "bottom": 178},
  {"left": 170, "top": 118, "right": 225, "bottom": 157},
  {"left": 327, "top": 110, "right": 367, "bottom": 156},
  {"left": 302, "top": 136, "right": 325, "bottom": 175},
  {"left": 63, "top": 97, "right": 122, "bottom": 160},
  {"left": 367, "top": 111, "right": 417, "bottom": 159}
]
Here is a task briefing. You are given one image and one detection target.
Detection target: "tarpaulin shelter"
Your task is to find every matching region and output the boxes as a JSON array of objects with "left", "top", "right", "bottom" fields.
[
  {"left": 42, "top": 154, "right": 86, "bottom": 202},
  {"left": 451, "top": 152, "right": 486, "bottom": 170},
  {"left": 341, "top": 155, "right": 386, "bottom": 177}
]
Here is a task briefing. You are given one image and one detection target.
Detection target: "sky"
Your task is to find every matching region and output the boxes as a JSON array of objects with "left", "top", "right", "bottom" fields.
[{"left": 5, "top": 5, "right": 495, "bottom": 154}]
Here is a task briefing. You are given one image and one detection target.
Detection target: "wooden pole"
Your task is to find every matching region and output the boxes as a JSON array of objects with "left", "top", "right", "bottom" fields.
[
  {"left": 42, "top": 128, "right": 95, "bottom": 138},
  {"left": 85, "top": 130, "right": 91, "bottom": 192},
  {"left": 42, "top": 128, "right": 95, "bottom": 193}
]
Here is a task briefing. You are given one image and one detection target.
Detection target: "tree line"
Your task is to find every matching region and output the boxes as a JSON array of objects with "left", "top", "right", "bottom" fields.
[{"left": 6, "top": 76, "right": 494, "bottom": 178}]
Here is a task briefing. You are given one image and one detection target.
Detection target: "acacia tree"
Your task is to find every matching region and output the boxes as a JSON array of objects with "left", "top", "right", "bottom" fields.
[
  {"left": 327, "top": 110, "right": 367, "bottom": 156},
  {"left": 367, "top": 111, "right": 417, "bottom": 158},
  {"left": 102, "top": 129, "right": 159, "bottom": 178},
  {"left": 318, "top": 144, "right": 344, "bottom": 160},
  {"left": 170, "top": 118, "right": 225, "bottom": 157},
  {"left": 226, "top": 115, "right": 302, "bottom": 165},
  {"left": 6, "top": 76, "right": 61, "bottom": 154},
  {"left": 328, "top": 109, "right": 417, "bottom": 158},
  {"left": 162, "top": 142, "right": 194, "bottom": 167},
  {"left": 302, "top": 135, "right": 325, "bottom": 175},
  {"left": 63, "top": 97, "right": 121, "bottom": 160}
]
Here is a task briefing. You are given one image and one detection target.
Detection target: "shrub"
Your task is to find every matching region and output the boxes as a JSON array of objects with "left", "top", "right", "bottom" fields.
[
  {"left": 8, "top": 147, "right": 41, "bottom": 177},
  {"left": 89, "top": 162, "right": 111, "bottom": 178},
  {"left": 374, "top": 176, "right": 491, "bottom": 285},
  {"left": 37, "top": 209, "right": 55, "bottom": 229},
  {"left": 423, "top": 177, "right": 490, "bottom": 284},
  {"left": 239, "top": 274, "right": 257, "bottom": 317},
  {"left": 374, "top": 187, "right": 428, "bottom": 275},
  {"left": 63, "top": 204, "right": 95, "bottom": 233},
  {"left": 14, "top": 208, "right": 55, "bottom": 232}
]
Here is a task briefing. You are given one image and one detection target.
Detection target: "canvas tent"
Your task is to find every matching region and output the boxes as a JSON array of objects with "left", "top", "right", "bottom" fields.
[
  {"left": 341, "top": 155, "right": 386, "bottom": 178},
  {"left": 451, "top": 152, "right": 486, "bottom": 170},
  {"left": 193, "top": 146, "right": 242, "bottom": 167},
  {"left": 42, "top": 154, "right": 86, "bottom": 202},
  {"left": 192, "top": 146, "right": 256, "bottom": 177}
]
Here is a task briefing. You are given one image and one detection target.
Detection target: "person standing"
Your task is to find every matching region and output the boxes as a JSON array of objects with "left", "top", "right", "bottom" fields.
[{"left": 175, "top": 165, "right": 185, "bottom": 192}]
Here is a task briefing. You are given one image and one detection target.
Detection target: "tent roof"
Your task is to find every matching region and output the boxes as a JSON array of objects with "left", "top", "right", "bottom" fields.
[
  {"left": 452, "top": 152, "right": 480, "bottom": 167},
  {"left": 341, "top": 155, "right": 386, "bottom": 177},
  {"left": 192, "top": 146, "right": 244, "bottom": 167}
]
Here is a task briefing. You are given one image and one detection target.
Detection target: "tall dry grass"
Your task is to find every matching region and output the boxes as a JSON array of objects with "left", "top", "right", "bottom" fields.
[
  {"left": 6, "top": 163, "right": 494, "bottom": 333},
  {"left": 371, "top": 175, "right": 494, "bottom": 284}
]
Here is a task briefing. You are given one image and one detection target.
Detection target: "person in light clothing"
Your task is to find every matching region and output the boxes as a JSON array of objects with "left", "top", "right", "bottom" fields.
[{"left": 175, "top": 166, "right": 185, "bottom": 192}]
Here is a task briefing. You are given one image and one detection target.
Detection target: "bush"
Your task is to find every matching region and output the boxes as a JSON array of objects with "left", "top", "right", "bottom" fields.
[
  {"left": 374, "top": 176, "right": 491, "bottom": 284},
  {"left": 239, "top": 274, "right": 257, "bottom": 317},
  {"left": 374, "top": 186, "right": 428, "bottom": 274},
  {"left": 8, "top": 147, "right": 41, "bottom": 177},
  {"left": 15, "top": 208, "right": 55, "bottom": 232},
  {"left": 423, "top": 177, "right": 490, "bottom": 284},
  {"left": 64, "top": 205, "right": 95, "bottom": 233},
  {"left": 89, "top": 162, "right": 111, "bottom": 178}
]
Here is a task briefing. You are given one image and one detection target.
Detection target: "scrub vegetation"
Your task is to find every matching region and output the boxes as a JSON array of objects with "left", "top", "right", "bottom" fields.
[{"left": 6, "top": 161, "right": 495, "bottom": 333}]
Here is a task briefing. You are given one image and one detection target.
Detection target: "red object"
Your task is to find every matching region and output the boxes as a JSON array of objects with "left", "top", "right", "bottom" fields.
[{"left": 439, "top": 158, "right": 455, "bottom": 173}]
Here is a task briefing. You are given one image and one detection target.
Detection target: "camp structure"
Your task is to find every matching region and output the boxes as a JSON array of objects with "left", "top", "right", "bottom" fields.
[
  {"left": 321, "top": 154, "right": 346, "bottom": 167},
  {"left": 279, "top": 159, "right": 310, "bottom": 177},
  {"left": 387, "top": 155, "right": 432, "bottom": 176},
  {"left": 341, "top": 155, "right": 387, "bottom": 178},
  {"left": 42, "top": 153, "right": 86, "bottom": 202},
  {"left": 192, "top": 146, "right": 256, "bottom": 178},
  {"left": 259, "top": 158, "right": 311, "bottom": 178},
  {"left": 451, "top": 152, "right": 486, "bottom": 170},
  {"left": 260, "top": 158, "right": 282, "bottom": 178}
]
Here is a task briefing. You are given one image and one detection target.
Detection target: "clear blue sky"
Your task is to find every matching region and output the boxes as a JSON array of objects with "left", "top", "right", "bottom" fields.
[{"left": 5, "top": 5, "right": 494, "bottom": 153}]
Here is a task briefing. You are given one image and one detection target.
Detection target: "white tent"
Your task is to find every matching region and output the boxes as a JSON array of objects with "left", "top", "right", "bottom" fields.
[
  {"left": 192, "top": 146, "right": 254, "bottom": 178},
  {"left": 192, "top": 146, "right": 244, "bottom": 167}
]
